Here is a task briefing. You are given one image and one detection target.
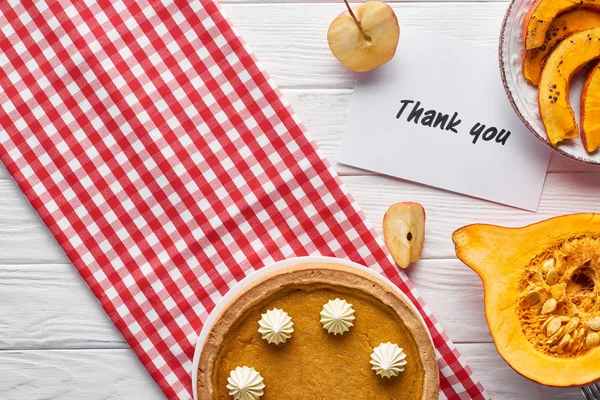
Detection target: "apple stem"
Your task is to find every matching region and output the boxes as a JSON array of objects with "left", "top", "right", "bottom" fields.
[{"left": 343, "top": 0, "right": 369, "bottom": 40}]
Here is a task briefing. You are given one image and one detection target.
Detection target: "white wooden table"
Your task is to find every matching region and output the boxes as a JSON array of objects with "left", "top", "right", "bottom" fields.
[{"left": 1, "top": 1, "right": 599, "bottom": 399}]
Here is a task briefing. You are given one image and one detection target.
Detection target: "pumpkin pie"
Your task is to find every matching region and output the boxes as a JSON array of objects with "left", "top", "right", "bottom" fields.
[{"left": 196, "top": 263, "right": 439, "bottom": 399}]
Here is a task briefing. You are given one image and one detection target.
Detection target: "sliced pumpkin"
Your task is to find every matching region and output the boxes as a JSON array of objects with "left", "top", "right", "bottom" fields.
[
  {"left": 522, "top": 0, "right": 600, "bottom": 50},
  {"left": 453, "top": 214, "right": 600, "bottom": 387},
  {"left": 538, "top": 28, "right": 600, "bottom": 147},
  {"left": 522, "top": 9, "right": 600, "bottom": 87},
  {"left": 581, "top": 61, "right": 600, "bottom": 153}
]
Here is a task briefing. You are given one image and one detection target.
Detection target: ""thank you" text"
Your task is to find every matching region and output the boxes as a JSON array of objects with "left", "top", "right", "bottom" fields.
[{"left": 396, "top": 99, "right": 512, "bottom": 146}]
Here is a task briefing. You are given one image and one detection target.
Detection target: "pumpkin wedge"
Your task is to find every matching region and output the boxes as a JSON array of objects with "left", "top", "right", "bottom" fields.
[
  {"left": 453, "top": 214, "right": 600, "bottom": 387},
  {"left": 522, "top": 0, "right": 600, "bottom": 50},
  {"left": 539, "top": 28, "right": 600, "bottom": 147},
  {"left": 581, "top": 61, "right": 600, "bottom": 153},
  {"left": 522, "top": 9, "right": 600, "bottom": 87}
]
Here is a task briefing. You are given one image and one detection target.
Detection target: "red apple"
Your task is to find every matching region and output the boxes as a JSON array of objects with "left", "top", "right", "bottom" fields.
[{"left": 383, "top": 202, "right": 426, "bottom": 269}]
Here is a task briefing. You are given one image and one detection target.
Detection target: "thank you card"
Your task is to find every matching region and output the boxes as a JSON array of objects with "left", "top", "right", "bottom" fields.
[{"left": 338, "top": 27, "right": 551, "bottom": 211}]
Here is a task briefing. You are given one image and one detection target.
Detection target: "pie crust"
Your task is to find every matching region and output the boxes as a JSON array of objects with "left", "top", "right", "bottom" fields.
[{"left": 196, "top": 263, "right": 439, "bottom": 399}]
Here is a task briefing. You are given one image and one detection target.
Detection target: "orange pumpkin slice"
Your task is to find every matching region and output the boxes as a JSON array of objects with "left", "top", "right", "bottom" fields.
[
  {"left": 453, "top": 214, "right": 600, "bottom": 387},
  {"left": 522, "top": 0, "right": 600, "bottom": 50},
  {"left": 539, "top": 28, "right": 600, "bottom": 147},
  {"left": 581, "top": 61, "right": 600, "bottom": 153},
  {"left": 522, "top": 9, "right": 600, "bottom": 87}
]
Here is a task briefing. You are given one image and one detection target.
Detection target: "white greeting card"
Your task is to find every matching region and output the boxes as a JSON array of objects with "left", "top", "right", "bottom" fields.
[{"left": 338, "top": 27, "right": 551, "bottom": 211}]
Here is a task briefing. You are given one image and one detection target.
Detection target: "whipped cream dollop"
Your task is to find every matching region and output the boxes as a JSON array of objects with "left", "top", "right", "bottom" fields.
[
  {"left": 320, "top": 298, "right": 356, "bottom": 335},
  {"left": 258, "top": 308, "right": 294, "bottom": 345},
  {"left": 370, "top": 342, "right": 408, "bottom": 378},
  {"left": 226, "top": 366, "right": 265, "bottom": 400}
]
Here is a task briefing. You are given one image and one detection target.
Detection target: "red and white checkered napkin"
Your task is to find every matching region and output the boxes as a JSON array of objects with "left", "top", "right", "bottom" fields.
[{"left": 0, "top": 0, "right": 487, "bottom": 398}]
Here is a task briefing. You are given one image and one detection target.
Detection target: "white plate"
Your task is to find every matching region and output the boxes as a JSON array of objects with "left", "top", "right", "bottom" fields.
[
  {"left": 191, "top": 256, "right": 428, "bottom": 400},
  {"left": 499, "top": 0, "right": 600, "bottom": 164}
]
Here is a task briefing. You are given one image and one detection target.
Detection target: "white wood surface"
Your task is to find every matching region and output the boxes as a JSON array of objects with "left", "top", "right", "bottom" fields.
[{"left": 0, "top": 1, "right": 593, "bottom": 399}]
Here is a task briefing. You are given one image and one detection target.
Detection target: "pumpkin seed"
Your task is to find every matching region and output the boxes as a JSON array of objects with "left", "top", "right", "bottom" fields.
[
  {"left": 546, "top": 327, "right": 564, "bottom": 344},
  {"left": 587, "top": 317, "right": 600, "bottom": 331},
  {"left": 542, "top": 258, "right": 555, "bottom": 272},
  {"left": 555, "top": 259, "right": 567, "bottom": 275},
  {"left": 564, "top": 317, "right": 579, "bottom": 335},
  {"left": 571, "top": 327, "right": 582, "bottom": 342},
  {"left": 546, "top": 318, "right": 562, "bottom": 337},
  {"left": 567, "top": 336, "right": 579, "bottom": 353},
  {"left": 576, "top": 328, "right": 587, "bottom": 353},
  {"left": 559, "top": 316, "right": 571, "bottom": 323},
  {"left": 585, "top": 332, "right": 600, "bottom": 349},
  {"left": 542, "top": 316, "right": 556, "bottom": 331},
  {"left": 557, "top": 333, "right": 571, "bottom": 350},
  {"left": 525, "top": 290, "right": 541, "bottom": 306},
  {"left": 573, "top": 336, "right": 585, "bottom": 353},
  {"left": 542, "top": 298, "right": 557, "bottom": 314},
  {"left": 547, "top": 269, "right": 559, "bottom": 285}
]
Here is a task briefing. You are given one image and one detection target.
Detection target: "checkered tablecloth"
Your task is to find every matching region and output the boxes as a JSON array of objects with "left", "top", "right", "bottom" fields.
[{"left": 0, "top": 0, "right": 487, "bottom": 398}]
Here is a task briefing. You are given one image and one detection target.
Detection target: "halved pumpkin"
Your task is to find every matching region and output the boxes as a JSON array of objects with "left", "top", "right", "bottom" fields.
[
  {"left": 522, "top": 0, "right": 600, "bottom": 50},
  {"left": 581, "top": 61, "right": 600, "bottom": 153},
  {"left": 522, "top": 9, "right": 600, "bottom": 87},
  {"left": 453, "top": 214, "right": 600, "bottom": 387},
  {"left": 538, "top": 28, "right": 600, "bottom": 147}
]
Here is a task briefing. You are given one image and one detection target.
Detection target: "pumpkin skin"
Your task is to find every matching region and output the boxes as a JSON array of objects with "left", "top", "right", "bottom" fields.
[
  {"left": 538, "top": 28, "right": 600, "bottom": 147},
  {"left": 522, "top": 9, "right": 600, "bottom": 87},
  {"left": 452, "top": 214, "right": 600, "bottom": 387},
  {"left": 581, "top": 61, "right": 600, "bottom": 153},
  {"left": 522, "top": 0, "right": 600, "bottom": 50}
]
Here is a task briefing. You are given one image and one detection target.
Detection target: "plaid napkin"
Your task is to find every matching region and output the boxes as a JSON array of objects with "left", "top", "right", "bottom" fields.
[{"left": 0, "top": 0, "right": 487, "bottom": 398}]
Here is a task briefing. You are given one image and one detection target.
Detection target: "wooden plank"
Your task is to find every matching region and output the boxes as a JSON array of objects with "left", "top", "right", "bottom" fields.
[
  {"left": 0, "top": 180, "right": 68, "bottom": 264},
  {"left": 407, "top": 259, "right": 490, "bottom": 343},
  {"left": 2, "top": 172, "right": 600, "bottom": 263},
  {"left": 0, "top": 264, "right": 125, "bottom": 350},
  {"left": 0, "top": 344, "right": 581, "bottom": 400},
  {"left": 220, "top": 3, "right": 507, "bottom": 88},
  {"left": 0, "top": 260, "right": 487, "bottom": 350},
  {"left": 0, "top": 349, "right": 163, "bottom": 400},
  {"left": 459, "top": 343, "right": 582, "bottom": 400},
  {"left": 345, "top": 172, "right": 600, "bottom": 259}
]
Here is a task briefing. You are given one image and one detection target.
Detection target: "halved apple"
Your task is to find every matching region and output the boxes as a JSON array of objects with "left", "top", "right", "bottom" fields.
[
  {"left": 581, "top": 61, "right": 600, "bottom": 153},
  {"left": 522, "top": 0, "right": 600, "bottom": 50},
  {"left": 538, "top": 28, "right": 600, "bottom": 147},
  {"left": 382, "top": 202, "right": 426, "bottom": 269},
  {"left": 327, "top": 1, "right": 400, "bottom": 73},
  {"left": 522, "top": 9, "right": 600, "bottom": 87}
]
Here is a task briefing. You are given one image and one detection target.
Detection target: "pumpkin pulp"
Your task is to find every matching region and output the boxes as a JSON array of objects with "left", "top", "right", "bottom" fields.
[{"left": 581, "top": 61, "right": 600, "bottom": 153}]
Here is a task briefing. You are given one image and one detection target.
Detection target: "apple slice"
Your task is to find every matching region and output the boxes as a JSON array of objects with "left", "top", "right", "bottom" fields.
[
  {"left": 327, "top": 0, "right": 400, "bottom": 73},
  {"left": 383, "top": 202, "right": 426, "bottom": 269}
]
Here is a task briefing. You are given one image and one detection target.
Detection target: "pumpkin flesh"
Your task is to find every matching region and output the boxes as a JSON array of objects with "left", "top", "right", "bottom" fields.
[
  {"left": 453, "top": 214, "right": 600, "bottom": 387},
  {"left": 538, "top": 28, "right": 600, "bottom": 147},
  {"left": 522, "top": 9, "right": 600, "bottom": 87},
  {"left": 581, "top": 61, "right": 600, "bottom": 153},
  {"left": 522, "top": 0, "right": 600, "bottom": 50}
]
